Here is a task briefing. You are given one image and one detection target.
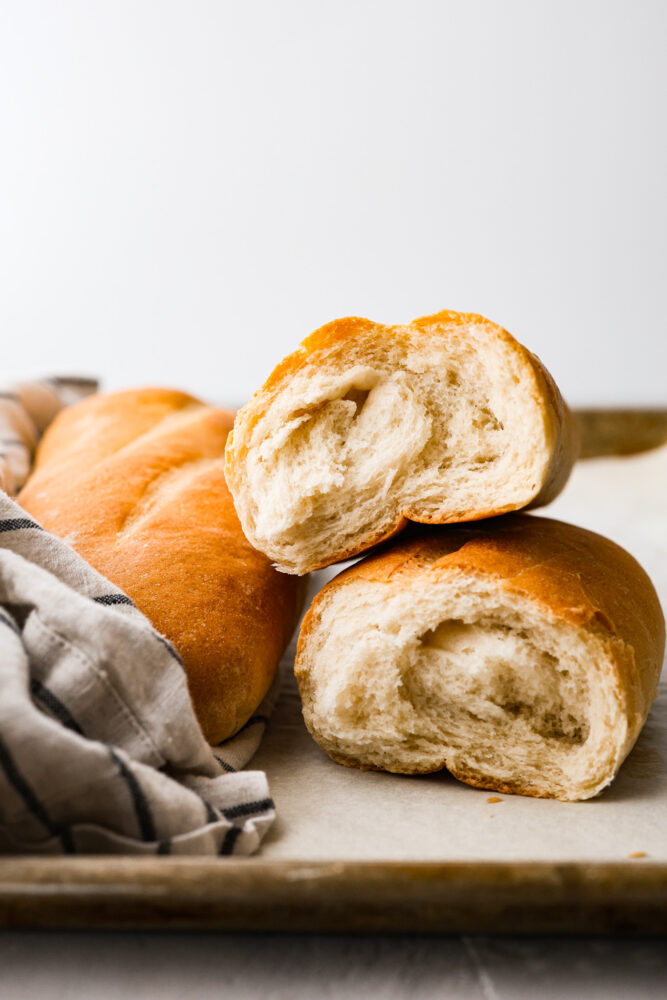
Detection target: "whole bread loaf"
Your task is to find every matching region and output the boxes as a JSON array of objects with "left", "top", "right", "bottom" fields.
[
  {"left": 295, "top": 514, "right": 665, "bottom": 800},
  {"left": 225, "top": 309, "right": 578, "bottom": 575},
  {"left": 18, "top": 387, "right": 304, "bottom": 744}
]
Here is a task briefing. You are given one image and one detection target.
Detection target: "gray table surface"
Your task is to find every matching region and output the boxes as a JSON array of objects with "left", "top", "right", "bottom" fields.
[{"left": 2, "top": 931, "right": 666, "bottom": 999}]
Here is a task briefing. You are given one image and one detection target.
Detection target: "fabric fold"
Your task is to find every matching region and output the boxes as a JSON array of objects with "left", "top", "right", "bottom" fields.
[{"left": 0, "top": 382, "right": 277, "bottom": 856}]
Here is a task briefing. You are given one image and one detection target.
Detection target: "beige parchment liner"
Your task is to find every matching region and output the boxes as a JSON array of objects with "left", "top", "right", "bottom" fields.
[
  {"left": 253, "top": 437, "right": 667, "bottom": 862},
  {"left": 2, "top": 414, "right": 667, "bottom": 933}
]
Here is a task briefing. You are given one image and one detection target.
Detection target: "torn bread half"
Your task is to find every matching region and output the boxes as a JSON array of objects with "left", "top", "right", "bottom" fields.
[
  {"left": 225, "top": 310, "right": 578, "bottom": 575},
  {"left": 295, "top": 515, "right": 664, "bottom": 801}
]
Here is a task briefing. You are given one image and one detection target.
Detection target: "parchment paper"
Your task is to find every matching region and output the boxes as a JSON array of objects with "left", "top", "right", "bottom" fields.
[{"left": 253, "top": 445, "right": 667, "bottom": 862}]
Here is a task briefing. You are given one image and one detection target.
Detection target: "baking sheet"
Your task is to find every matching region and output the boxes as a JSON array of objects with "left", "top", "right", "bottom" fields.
[
  {"left": 255, "top": 437, "right": 667, "bottom": 864},
  {"left": 1, "top": 421, "right": 666, "bottom": 932},
  {"left": 254, "top": 667, "right": 667, "bottom": 865}
]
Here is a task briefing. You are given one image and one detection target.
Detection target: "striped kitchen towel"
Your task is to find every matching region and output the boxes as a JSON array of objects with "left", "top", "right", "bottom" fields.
[
  {"left": 0, "top": 377, "right": 99, "bottom": 495},
  {"left": 0, "top": 381, "right": 276, "bottom": 855}
]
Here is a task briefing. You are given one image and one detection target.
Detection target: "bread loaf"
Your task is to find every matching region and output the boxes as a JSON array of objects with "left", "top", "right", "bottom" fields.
[
  {"left": 295, "top": 515, "right": 664, "bottom": 800},
  {"left": 18, "top": 387, "right": 304, "bottom": 744},
  {"left": 225, "top": 310, "right": 578, "bottom": 575}
]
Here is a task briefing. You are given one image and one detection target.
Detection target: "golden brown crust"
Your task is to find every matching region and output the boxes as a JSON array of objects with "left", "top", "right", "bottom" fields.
[
  {"left": 225, "top": 310, "right": 578, "bottom": 572},
  {"left": 296, "top": 515, "right": 665, "bottom": 795},
  {"left": 18, "top": 387, "right": 303, "bottom": 744},
  {"left": 523, "top": 351, "right": 581, "bottom": 508}
]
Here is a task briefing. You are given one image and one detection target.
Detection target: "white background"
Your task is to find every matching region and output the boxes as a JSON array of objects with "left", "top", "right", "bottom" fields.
[
  {"left": 1, "top": 0, "right": 666, "bottom": 407},
  {"left": 2, "top": 6, "right": 667, "bottom": 993}
]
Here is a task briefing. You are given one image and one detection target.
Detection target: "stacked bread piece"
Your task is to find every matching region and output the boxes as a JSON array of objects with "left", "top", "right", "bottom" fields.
[
  {"left": 225, "top": 310, "right": 577, "bottom": 574},
  {"left": 225, "top": 310, "right": 665, "bottom": 801}
]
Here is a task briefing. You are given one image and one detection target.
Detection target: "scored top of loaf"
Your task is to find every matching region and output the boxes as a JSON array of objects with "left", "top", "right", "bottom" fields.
[{"left": 18, "top": 387, "right": 303, "bottom": 744}]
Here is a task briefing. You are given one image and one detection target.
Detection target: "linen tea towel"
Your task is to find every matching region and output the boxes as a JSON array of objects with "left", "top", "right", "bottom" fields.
[{"left": 0, "top": 380, "right": 276, "bottom": 855}]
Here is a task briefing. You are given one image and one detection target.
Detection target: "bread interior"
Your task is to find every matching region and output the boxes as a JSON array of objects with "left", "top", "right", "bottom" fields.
[
  {"left": 242, "top": 326, "right": 551, "bottom": 572},
  {"left": 297, "top": 575, "right": 625, "bottom": 800}
]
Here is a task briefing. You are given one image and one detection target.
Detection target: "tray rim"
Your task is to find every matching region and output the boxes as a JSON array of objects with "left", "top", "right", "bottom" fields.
[{"left": 1, "top": 857, "right": 665, "bottom": 935}]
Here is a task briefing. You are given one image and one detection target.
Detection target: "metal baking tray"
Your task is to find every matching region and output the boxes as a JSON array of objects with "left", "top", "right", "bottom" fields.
[{"left": 2, "top": 410, "right": 666, "bottom": 934}]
